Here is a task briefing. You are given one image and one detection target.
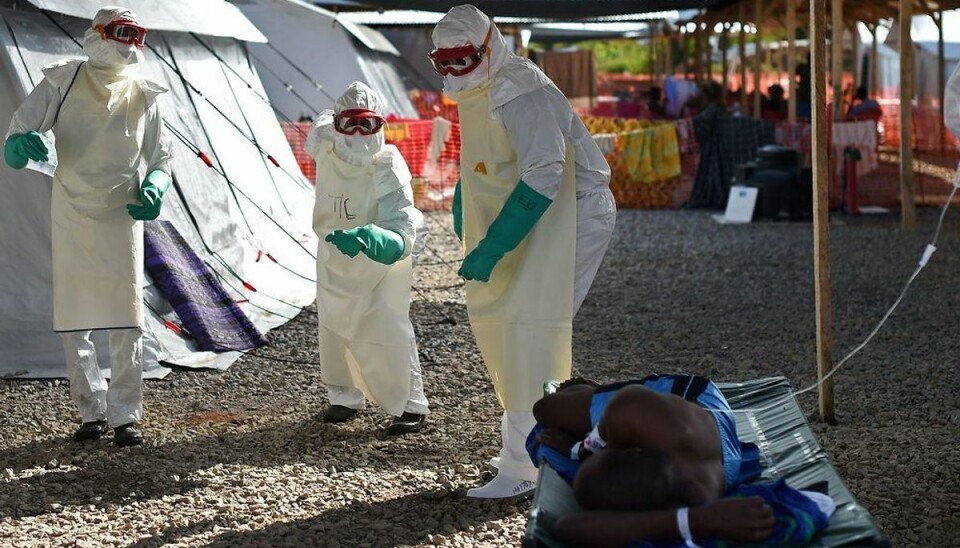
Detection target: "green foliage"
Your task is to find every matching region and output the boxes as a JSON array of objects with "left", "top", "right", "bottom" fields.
[{"left": 578, "top": 39, "right": 651, "bottom": 74}]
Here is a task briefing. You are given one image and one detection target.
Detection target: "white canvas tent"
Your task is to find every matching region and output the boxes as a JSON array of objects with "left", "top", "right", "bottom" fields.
[
  {"left": 233, "top": 0, "right": 423, "bottom": 120},
  {"left": 0, "top": 0, "right": 317, "bottom": 378},
  {"left": 883, "top": 20, "right": 960, "bottom": 103}
]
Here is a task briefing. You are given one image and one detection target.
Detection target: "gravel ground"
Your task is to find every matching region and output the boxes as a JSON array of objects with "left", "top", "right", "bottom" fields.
[{"left": 1, "top": 207, "right": 959, "bottom": 547}]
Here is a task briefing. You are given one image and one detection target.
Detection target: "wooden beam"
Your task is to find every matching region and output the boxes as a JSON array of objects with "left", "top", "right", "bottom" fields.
[
  {"left": 937, "top": 11, "right": 946, "bottom": 152},
  {"left": 788, "top": 0, "right": 798, "bottom": 122},
  {"left": 810, "top": 0, "right": 835, "bottom": 424},
  {"left": 832, "top": 0, "right": 844, "bottom": 119},
  {"left": 754, "top": 0, "right": 763, "bottom": 118},
  {"left": 740, "top": 2, "right": 748, "bottom": 113},
  {"left": 871, "top": 23, "right": 879, "bottom": 95},
  {"left": 900, "top": 0, "right": 917, "bottom": 229}
]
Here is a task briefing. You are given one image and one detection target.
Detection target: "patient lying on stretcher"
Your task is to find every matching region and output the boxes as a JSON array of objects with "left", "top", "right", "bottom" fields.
[{"left": 530, "top": 375, "right": 776, "bottom": 546}]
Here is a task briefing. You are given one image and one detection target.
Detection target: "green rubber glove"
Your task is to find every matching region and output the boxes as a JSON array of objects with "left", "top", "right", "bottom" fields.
[
  {"left": 452, "top": 179, "right": 463, "bottom": 242},
  {"left": 4, "top": 132, "right": 49, "bottom": 170},
  {"left": 127, "top": 170, "right": 171, "bottom": 221},
  {"left": 351, "top": 224, "right": 407, "bottom": 265},
  {"left": 325, "top": 230, "right": 365, "bottom": 258},
  {"left": 458, "top": 181, "right": 553, "bottom": 283}
]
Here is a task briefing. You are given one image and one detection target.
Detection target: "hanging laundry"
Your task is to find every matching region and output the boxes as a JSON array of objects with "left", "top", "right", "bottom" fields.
[
  {"left": 591, "top": 132, "right": 618, "bottom": 156},
  {"left": 650, "top": 123, "right": 682, "bottom": 182},
  {"left": 831, "top": 120, "right": 878, "bottom": 176}
]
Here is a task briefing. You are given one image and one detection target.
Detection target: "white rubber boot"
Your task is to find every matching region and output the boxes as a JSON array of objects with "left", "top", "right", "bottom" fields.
[{"left": 466, "top": 473, "right": 536, "bottom": 499}]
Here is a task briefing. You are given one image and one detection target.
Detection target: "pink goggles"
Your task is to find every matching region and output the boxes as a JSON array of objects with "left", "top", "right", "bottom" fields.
[
  {"left": 334, "top": 109, "right": 385, "bottom": 136},
  {"left": 95, "top": 19, "right": 148, "bottom": 47},
  {"left": 428, "top": 24, "right": 492, "bottom": 77}
]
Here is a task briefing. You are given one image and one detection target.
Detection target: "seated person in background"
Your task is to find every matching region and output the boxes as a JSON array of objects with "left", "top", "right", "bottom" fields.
[
  {"left": 648, "top": 86, "right": 666, "bottom": 118},
  {"left": 847, "top": 86, "right": 882, "bottom": 120},
  {"left": 761, "top": 84, "right": 787, "bottom": 120},
  {"left": 532, "top": 375, "right": 775, "bottom": 546}
]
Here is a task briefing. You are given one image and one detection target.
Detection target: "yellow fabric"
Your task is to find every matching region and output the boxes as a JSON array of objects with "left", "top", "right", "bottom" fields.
[
  {"left": 313, "top": 144, "right": 414, "bottom": 416},
  {"left": 384, "top": 122, "right": 409, "bottom": 143},
  {"left": 649, "top": 124, "right": 681, "bottom": 182},
  {"left": 457, "top": 85, "right": 577, "bottom": 411}
]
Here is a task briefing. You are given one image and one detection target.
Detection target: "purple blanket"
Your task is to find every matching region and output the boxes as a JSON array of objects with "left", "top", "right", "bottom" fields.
[{"left": 144, "top": 221, "right": 267, "bottom": 352}]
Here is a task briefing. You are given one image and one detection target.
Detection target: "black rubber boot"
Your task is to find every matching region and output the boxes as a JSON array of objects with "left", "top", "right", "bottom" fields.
[
  {"left": 73, "top": 420, "right": 108, "bottom": 442},
  {"left": 384, "top": 412, "right": 426, "bottom": 436},
  {"left": 114, "top": 423, "right": 143, "bottom": 447},
  {"left": 322, "top": 405, "right": 358, "bottom": 424}
]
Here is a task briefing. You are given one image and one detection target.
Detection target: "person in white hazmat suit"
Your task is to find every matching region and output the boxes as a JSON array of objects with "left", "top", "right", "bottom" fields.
[
  {"left": 430, "top": 5, "right": 617, "bottom": 498},
  {"left": 3, "top": 7, "right": 172, "bottom": 447},
  {"left": 305, "top": 82, "right": 430, "bottom": 436}
]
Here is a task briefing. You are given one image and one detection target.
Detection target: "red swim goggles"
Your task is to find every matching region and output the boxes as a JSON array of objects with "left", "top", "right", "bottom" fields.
[
  {"left": 334, "top": 109, "right": 385, "bottom": 136},
  {"left": 428, "top": 24, "right": 493, "bottom": 77},
  {"left": 95, "top": 19, "right": 148, "bottom": 47}
]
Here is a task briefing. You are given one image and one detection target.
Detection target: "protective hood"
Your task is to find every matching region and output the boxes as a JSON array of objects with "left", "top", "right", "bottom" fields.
[
  {"left": 82, "top": 7, "right": 143, "bottom": 71},
  {"left": 431, "top": 5, "right": 551, "bottom": 110},
  {"left": 331, "top": 81, "right": 386, "bottom": 166}
]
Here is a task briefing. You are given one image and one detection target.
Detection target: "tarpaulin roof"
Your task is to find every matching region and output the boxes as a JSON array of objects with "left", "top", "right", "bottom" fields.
[
  {"left": 338, "top": 0, "right": 721, "bottom": 18},
  {"left": 24, "top": 0, "right": 267, "bottom": 42}
]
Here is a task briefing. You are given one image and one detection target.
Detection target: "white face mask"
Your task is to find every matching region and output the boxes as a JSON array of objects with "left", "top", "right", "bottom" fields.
[
  {"left": 442, "top": 57, "right": 491, "bottom": 96},
  {"left": 334, "top": 132, "right": 384, "bottom": 166},
  {"left": 83, "top": 31, "right": 142, "bottom": 70}
]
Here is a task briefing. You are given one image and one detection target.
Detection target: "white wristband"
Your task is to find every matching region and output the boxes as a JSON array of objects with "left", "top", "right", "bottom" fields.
[
  {"left": 570, "top": 441, "right": 583, "bottom": 461},
  {"left": 583, "top": 425, "right": 607, "bottom": 453},
  {"left": 676, "top": 507, "right": 698, "bottom": 548}
]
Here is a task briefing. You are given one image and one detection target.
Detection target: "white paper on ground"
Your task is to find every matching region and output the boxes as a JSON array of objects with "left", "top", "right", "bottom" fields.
[{"left": 713, "top": 185, "right": 758, "bottom": 224}]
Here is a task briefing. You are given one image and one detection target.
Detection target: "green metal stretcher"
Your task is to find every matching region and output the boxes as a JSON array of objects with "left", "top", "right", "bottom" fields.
[{"left": 523, "top": 377, "right": 890, "bottom": 547}]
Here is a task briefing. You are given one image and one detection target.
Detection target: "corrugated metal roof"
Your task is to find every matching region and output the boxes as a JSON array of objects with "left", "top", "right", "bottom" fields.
[
  {"left": 326, "top": 0, "right": 720, "bottom": 18},
  {"left": 336, "top": 9, "right": 681, "bottom": 26}
]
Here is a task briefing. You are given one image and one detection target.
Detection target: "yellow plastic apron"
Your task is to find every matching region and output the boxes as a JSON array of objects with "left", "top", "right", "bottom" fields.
[
  {"left": 457, "top": 86, "right": 577, "bottom": 411},
  {"left": 313, "top": 144, "right": 414, "bottom": 415},
  {"left": 51, "top": 64, "right": 148, "bottom": 332}
]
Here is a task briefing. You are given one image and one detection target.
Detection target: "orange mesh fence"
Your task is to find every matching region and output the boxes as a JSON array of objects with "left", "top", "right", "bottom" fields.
[
  {"left": 280, "top": 119, "right": 461, "bottom": 212},
  {"left": 282, "top": 122, "right": 316, "bottom": 182},
  {"left": 409, "top": 90, "right": 459, "bottom": 123}
]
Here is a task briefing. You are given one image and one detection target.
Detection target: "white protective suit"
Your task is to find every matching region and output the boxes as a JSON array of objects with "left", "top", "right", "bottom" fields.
[
  {"left": 4, "top": 7, "right": 171, "bottom": 427},
  {"left": 433, "top": 4, "right": 617, "bottom": 497},
  {"left": 306, "top": 82, "right": 429, "bottom": 417}
]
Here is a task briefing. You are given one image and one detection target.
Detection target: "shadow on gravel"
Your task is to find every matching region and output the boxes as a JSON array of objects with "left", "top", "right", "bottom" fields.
[
  {"left": 0, "top": 408, "right": 476, "bottom": 519},
  {"left": 197, "top": 490, "right": 524, "bottom": 548}
]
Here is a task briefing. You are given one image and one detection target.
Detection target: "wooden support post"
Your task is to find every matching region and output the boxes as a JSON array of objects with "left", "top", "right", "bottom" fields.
[
  {"left": 788, "top": 0, "right": 798, "bottom": 122},
  {"left": 900, "top": 0, "right": 917, "bottom": 229},
  {"left": 706, "top": 22, "right": 714, "bottom": 82},
  {"left": 740, "top": 2, "right": 748, "bottom": 112},
  {"left": 753, "top": 0, "right": 763, "bottom": 118},
  {"left": 810, "top": 0, "right": 835, "bottom": 425},
  {"left": 694, "top": 21, "right": 703, "bottom": 84},
  {"left": 664, "top": 28, "right": 673, "bottom": 77},
  {"left": 722, "top": 23, "right": 730, "bottom": 104},
  {"left": 937, "top": 11, "right": 946, "bottom": 152},
  {"left": 831, "top": 0, "right": 844, "bottom": 119},
  {"left": 871, "top": 24, "right": 879, "bottom": 95},
  {"left": 849, "top": 22, "right": 861, "bottom": 89},
  {"left": 650, "top": 22, "right": 657, "bottom": 87}
]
